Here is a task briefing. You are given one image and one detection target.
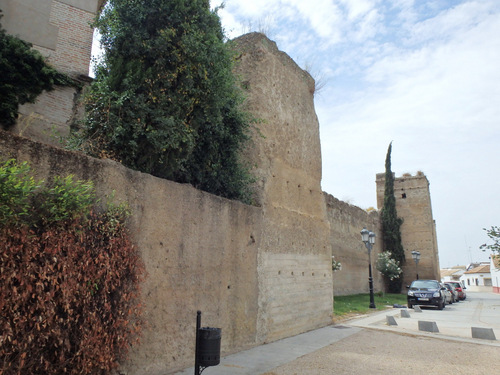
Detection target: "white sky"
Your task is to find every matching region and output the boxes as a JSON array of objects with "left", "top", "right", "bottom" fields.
[
  {"left": 210, "top": 0, "right": 500, "bottom": 268},
  {"left": 91, "top": 1, "right": 500, "bottom": 268}
]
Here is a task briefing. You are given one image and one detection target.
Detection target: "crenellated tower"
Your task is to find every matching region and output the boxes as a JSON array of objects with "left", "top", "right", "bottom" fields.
[{"left": 376, "top": 172, "right": 441, "bottom": 288}]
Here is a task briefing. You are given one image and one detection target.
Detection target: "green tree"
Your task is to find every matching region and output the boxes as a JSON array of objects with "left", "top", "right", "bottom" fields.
[
  {"left": 77, "top": 0, "right": 253, "bottom": 202},
  {"left": 380, "top": 142, "right": 405, "bottom": 292},
  {"left": 480, "top": 226, "right": 500, "bottom": 254},
  {"left": 0, "top": 12, "right": 73, "bottom": 128}
]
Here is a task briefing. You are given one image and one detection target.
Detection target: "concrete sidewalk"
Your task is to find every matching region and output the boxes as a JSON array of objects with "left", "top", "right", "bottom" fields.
[
  {"left": 173, "top": 325, "right": 361, "bottom": 375},
  {"left": 174, "top": 292, "right": 500, "bottom": 374}
]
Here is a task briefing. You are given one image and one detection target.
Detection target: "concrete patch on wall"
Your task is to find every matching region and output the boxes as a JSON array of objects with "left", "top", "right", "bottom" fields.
[{"left": 257, "top": 252, "right": 333, "bottom": 343}]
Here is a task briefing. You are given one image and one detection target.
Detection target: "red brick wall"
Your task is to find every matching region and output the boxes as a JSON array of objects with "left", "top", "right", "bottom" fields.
[{"left": 46, "top": 1, "right": 96, "bottom": 75}]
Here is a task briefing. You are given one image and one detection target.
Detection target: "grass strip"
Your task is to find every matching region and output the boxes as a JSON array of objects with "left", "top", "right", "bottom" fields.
[{"left": 334, "top": 293, "right": 408, "bottom": 317}]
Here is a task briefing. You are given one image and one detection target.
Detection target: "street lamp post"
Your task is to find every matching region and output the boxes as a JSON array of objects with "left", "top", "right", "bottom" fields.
[
  {"left": 411, "top": 250, "right": 421, "bottom": 280},
  {"left": 361, "top": 227, "right": 376, "bottom": 309}
]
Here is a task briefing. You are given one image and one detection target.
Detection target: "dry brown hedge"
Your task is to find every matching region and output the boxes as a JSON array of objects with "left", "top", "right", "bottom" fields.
[{"left": 0, "top": 213, "right": 143, "bottom": 375}]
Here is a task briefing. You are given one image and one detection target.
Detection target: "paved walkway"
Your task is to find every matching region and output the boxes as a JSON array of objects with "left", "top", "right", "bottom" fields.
[
  {"left": 173, "top": 325, "right": 361, "bottom": 375},
  {"left": 174, "top": 292, "right": 500, "bottom": 375}
]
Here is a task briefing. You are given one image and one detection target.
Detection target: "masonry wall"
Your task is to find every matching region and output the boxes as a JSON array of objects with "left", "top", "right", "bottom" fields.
[
  {"left": 325, "top": 193, "right": 384, "bottom": 297},
  {"left": 376, "top": 173, "right": 441, "bottom": 288},
  {"left": 232, "top": 33, "right": 333, "bottom": 344},
  {"left": 0, "top": 33, "right": 334, "bottom": 373},
  {"left": 0, "top": 131, "right": 262, "bottom": 374},
  {"left": 0, "top": 0, "right": 103, "bottom": 144}
]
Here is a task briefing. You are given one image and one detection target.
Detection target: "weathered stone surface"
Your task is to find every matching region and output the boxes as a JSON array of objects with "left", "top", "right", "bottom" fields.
[
  {"left": 2, "top": 0, "right": 98, "bottom": 146},
  {"left": 232, "top": 33, "right": 333, "bottom": 344}
]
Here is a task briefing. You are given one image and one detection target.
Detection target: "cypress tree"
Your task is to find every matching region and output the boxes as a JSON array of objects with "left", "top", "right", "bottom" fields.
[
  {"left": 380, "top": 142, "right": 405, "bottom": 292},
  {"left": 78, "top": 0, "right": 253, "bottom": 202}
]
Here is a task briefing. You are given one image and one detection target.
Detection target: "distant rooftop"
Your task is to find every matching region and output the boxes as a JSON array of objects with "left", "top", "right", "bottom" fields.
[{"left": 464, "top": 264, "right": 490, "bottom": 274}]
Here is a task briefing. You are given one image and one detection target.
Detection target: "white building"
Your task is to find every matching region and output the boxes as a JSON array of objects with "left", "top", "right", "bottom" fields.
[
  {"left": 460, "top": 263, "right": 491, "bottom": 292},
  {"left": 441, "top": 267, "right": 465, "bottom": 283},
  {"left": 491, "top": 255, "right": 500, "bottom": 294}
]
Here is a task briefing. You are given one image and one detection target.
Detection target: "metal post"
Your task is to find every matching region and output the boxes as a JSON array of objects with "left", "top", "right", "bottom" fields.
[
  {"left": 194, "top": 311, "right": 201, "bottom": 375},
  {"left": 361, "top": 228, "right": 376, "bottom": 309},
  {"left": 368, "top": 250, "right": 376, "bottom": 309}
]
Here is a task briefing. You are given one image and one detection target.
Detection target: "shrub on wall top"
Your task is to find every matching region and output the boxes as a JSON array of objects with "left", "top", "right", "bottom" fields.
[{"left": 73, "top": 0, "right": 254, "bottom": 203}]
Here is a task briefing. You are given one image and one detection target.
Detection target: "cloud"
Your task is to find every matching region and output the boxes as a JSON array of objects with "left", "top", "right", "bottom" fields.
[{"left": 215, "top": 0, "right": 500, "bottom": 266}]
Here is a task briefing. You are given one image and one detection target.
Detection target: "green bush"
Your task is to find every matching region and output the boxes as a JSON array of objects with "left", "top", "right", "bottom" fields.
[
  {"left": 73, "top": 0, "right": 254, "bottom": 203},
  {"left": 0, "top": 159, "right": 40, "bottom": 226},
  {"left": 0, "top": 159, "right": 143, "bottom": 374},
  {"left": 36, "top": 175, "right": 95, "bottom": 225},
  {"left": 376, "top": 251, "right": 402, "bottom": 281}
]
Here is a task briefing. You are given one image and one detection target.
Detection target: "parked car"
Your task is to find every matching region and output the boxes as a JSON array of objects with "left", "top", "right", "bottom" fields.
[
  {"left": 407, "top": 279, "right": 447, "bottom": 310},
  {"left": 442, "top": 283, "right": 453, "bottom": 304},
  {"left": 445, "top": 281, "right": 466, "bottom": 300},
  {"left": 444, "top": 282, "right": 459, "bottom": 302}
]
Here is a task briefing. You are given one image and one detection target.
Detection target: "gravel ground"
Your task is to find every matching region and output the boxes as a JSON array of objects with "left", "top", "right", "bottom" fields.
[{"left": 262, "top": 329, "right": 498, "bottom": 375}]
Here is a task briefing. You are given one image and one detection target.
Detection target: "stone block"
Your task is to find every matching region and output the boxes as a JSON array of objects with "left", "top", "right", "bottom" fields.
[
  {"left": 418, "top": 320, "right": 439, "bottom": 333},
  {"left": 413, "top": 305, "right": 422, "bottom": 312},
  {"left": 386, "top": 316, "right": 398, "bottom": 326},
  {"left": 401, "top": 309, "right": 411, "bottom": 318},
  {"left": 471, "top": 327, "right": 496, "bottom": 340}
]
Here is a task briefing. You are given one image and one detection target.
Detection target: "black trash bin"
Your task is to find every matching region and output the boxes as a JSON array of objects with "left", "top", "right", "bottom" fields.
[{"left": 197, "top": 327, "right": 221, "bottom": 367}]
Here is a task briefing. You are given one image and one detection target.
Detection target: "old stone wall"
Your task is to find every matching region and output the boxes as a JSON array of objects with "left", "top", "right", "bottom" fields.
[
  {"left": 0, "top": 33, "right": 334, "bottom": 374},
  {"left": 325, "top": 193, "right": 384, "bottom": 296},
  {"left": 0, "top": 0, "right": 102, "bottom": 144},
  {"left": 0, "top": 131, "right": 262, "bottom": 374},
  {"left": 232, "top": 33, "right": 333, "bottom": 344},
  {"left": 376, "top": 173, "right": 441, "bottom": 287}
]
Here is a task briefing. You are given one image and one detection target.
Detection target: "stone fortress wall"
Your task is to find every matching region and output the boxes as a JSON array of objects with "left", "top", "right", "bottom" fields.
[
  {"left": 325, "top": 193, "right": 384, "bottom": 296},
  {"left": 1, "top": 2, "right": 441, "bottom": 373}
]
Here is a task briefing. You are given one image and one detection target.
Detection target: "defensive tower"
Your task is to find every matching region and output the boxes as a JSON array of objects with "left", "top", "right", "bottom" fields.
[{"left": 376, "top": 172, "right": 441, "bottom": 287}]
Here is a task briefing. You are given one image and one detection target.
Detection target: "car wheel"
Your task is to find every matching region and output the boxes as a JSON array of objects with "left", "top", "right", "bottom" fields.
[
  {"left": 408, "top": 302, "right": 413, "bottom": 309},
  {"left": 438, "top": 299, "right": 444, "bottom": 310}
]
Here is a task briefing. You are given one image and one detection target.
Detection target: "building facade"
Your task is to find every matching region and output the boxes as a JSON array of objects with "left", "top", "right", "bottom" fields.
[{"left": 0, "top": 0, "right": 104, "bottom": 143}]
